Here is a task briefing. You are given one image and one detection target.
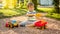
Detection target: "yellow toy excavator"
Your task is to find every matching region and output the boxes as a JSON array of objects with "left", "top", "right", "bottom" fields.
[{"left": 35, "top": 13, "right": 42, "bottom": 20}]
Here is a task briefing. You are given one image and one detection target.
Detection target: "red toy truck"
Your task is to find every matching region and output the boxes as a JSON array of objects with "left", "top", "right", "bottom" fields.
[{"left": 34, "top": 20, "right": 47, "bottom": 30}]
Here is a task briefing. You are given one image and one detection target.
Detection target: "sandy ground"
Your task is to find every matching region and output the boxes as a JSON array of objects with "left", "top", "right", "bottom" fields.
[{"left": 0, "top": 14, "right": 60, "bottom": 34}]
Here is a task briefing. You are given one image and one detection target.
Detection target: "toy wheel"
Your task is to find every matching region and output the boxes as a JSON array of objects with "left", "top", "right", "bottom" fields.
[
  {"left": 12, "top": 24, "right": 14, "bottom": 28},
  {"left": 16, "top": 24, "right": 18, "bottom": 27},
  {"left": 44, "top": 25, "right": 47, "bottom": 29},
  {"left": 9, "top": 24, "right": 14, "bottom": 28},
  {"left": 41, "top": 26, "right": 45, "bottom": 30},
  {"left": 20, "top": 24, "right": 25, "bottom": 27}
]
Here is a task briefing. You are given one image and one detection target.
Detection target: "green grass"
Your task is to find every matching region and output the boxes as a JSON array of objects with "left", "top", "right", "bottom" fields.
[
  {"left": 0, "top": 7, "right": 56, "bottom": 19},
  {"left": 46, "top": 13, "right": 60, "bottom": 20},
  {"left": 13, "top": 8, "right": 27, "bottom": 15},
  {"left": 37, "top": 8, "right": 60, "bottom": 20},
  {"left": 37, "top": 8, "right": 54, "bottom": 13},
  {"left": 0, "top": 9, "right": 27, "bottom": 18},
  {"left": 0, "top": 9, "right": 20, "bottom": 16}
]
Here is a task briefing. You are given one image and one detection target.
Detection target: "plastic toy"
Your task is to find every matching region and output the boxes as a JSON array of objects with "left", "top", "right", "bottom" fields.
[
  {"left": 5, "top": 22, "right": 9, "bottom": 27},
  {"left": 35, "top": 13, "right": 42, "bottom": 20},
  {"left": 5, "top": 22, "right": 13, "bottom": 28},
  {"left": 5, "top": 20, "right": 18, "bottom": 28},
  {"left": 35, "top": 13, "right": 42, "bottom": 17},
  {"left": 34, "top": 20, "right": 47, "bottom": 30},
  {"left": 12, "top": 20, "right": 16, "bottom": 24}
]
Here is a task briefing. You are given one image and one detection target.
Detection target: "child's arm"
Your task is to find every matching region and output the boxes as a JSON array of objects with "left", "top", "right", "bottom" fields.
[
  {"left": 26, "top": 14, "right": 35, "bottom": 16},
  {"left": 26, "top": 11, "right": 36, "bottom": 17}
]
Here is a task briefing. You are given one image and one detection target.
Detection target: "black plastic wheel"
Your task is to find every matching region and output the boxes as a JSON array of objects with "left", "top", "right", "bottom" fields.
[
  {"left": 44, "top": 25, "right": 47, "bottom": 29},
  {"left": 9, "top": 24, "right": 14, "bottom": 28},
  {"left": 15, "top": 24, "right": 18, "bottom": 27},
  {"left": 20, "top": 25, "right": 25, "bottom": 27}
]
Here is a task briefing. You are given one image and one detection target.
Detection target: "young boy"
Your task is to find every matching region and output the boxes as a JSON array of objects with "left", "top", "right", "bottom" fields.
[
  {"left": 20, "top": 2, "right": 36, "bottom": 27},
  {"left": 26, "top": 2, "right": 36, "bottom": 22},
  {"left": 26, "top": 2, "right": 36, "bottom": 16}
]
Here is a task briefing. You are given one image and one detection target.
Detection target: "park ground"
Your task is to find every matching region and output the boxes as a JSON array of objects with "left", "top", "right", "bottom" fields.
[
  {"left": 0, "top": 13, "right": 60, "bottom": 34},
  {"left": 0, "top": 0, "right": 60, "bottom": 34}
]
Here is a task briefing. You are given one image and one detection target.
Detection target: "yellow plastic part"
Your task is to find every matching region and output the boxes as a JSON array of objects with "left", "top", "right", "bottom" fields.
[
  {"left": 14, "top": 23, "right": 18, "bottom": 26},
  {"left": 35, "top": 13, "right": 42, "bottom": 20},
  {"left": 35, "top": 13, "right": 42, "bottom": 17}
]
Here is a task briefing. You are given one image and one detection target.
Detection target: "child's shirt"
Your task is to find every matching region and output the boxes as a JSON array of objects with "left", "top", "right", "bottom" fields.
[
  {"left": 26, "top": 10, "right": 36, "bottom": 23},
  {"left": 26, "top": 10, "right": 36, "bottom": 15}
]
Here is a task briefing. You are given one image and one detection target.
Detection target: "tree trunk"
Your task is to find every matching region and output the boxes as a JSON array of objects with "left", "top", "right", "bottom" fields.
[
  {"left": 3, "top": 0, "right": 9, "bottom": 8},
  {"left": 32, "top": 0, "right": 37, "bottom": 10},
  {"left": 53, "top": 0, "right": 59, "bottom": 13}
]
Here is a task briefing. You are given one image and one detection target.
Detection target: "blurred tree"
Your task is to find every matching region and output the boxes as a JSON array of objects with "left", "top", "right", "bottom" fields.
[
  {"left": 3, "top": 0, "right": 17, "bottom": 9},
  {"left": 32, "top": 0, "right": 37, "bottom": 10},
  {"left": 53, "top": 0, "right": 59, "bottom": 13},
  {"left": 9, "top": 0, "right": 17, "bottom": 8},
  {"left": 3, "top": 0, "right": 9, "bottom": 8}
]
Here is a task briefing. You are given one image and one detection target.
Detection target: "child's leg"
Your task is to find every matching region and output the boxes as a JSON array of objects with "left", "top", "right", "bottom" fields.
[
  {"left": 20, "top": 21, "right": 27, "bottom": 27},
  {"left": 26, "top": 24, "right": 34, "bottom": 27}
]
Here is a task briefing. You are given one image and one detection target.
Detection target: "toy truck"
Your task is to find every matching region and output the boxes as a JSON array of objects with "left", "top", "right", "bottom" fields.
[
  {"left": 34, "top": 20, "right": 47, "bottom": 30},
  {"left": 5, "top": 20, "right": 18, "bottom": 28}
]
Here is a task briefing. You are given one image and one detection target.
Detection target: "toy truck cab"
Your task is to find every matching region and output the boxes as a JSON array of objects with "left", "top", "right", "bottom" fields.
[{"left": 11, "top": 20, "right": 18, "bottom": 27}]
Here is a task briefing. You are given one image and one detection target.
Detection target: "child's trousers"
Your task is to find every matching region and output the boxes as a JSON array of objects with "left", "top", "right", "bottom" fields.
[{"left": 20, "top": 20, "right": 36, "bottom": 26}]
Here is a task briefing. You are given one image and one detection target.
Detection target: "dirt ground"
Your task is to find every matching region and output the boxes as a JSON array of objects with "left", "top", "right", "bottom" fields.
[{"left": 0, "top": 15, "right": 60, "bottom": 34}]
